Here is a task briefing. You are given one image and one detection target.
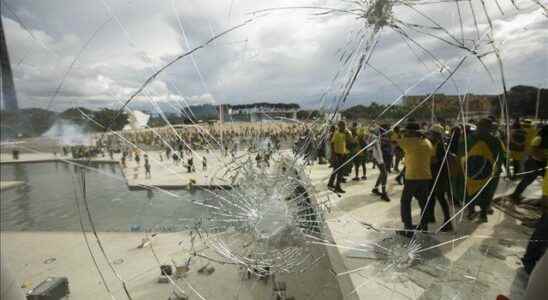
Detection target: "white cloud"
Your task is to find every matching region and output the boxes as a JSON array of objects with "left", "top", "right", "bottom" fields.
[
  {"left": 188, "top": 93, "right": 215, "bottom": 104},
  {"left": 2, "top": 0, "right": 546, "bottom": 111}
]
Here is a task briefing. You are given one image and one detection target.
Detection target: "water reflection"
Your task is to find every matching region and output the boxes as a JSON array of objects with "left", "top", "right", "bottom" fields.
[
  {"left": 13, "top": 164, "right": 34, "bottom": 229},
  {"left": 0, "top": 162, "right": 210, "bottom": 232}
]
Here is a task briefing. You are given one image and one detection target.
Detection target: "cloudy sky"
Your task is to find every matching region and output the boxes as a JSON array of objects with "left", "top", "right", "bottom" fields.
[{"left": 2, "top": 0, "right": 547, "bottom": 111}]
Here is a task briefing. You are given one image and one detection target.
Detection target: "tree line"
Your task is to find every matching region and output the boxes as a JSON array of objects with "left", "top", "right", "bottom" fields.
[{"left": 1, "top": 107, "right": 129, "bottom": 139}]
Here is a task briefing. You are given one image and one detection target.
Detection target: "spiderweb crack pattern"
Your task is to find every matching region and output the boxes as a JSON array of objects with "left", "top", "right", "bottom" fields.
[{"left": 2, "top": 0, "right": 546, "bottom": 299}]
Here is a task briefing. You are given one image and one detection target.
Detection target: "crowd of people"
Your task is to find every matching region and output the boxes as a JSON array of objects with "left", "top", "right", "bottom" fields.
[
  {"left": 323, "top": 118, "right": 547, "bottom": 241},
  {"left": 320, "top": 116, "right": 548, "bottom": 277},
  {"left": 10, "top": 116, "right": 546, "bottom": 281},
  {"left": 103, "top": 122, "right": 307, "bottom": 153},
  {"left": 52, "top": 122, "right": 309, "bottom": 179}
]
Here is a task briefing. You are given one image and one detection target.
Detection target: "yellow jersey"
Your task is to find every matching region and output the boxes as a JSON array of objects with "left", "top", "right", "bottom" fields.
[
  {"left": 523, "top": 125, "right": 538, "bottom": 152},
  {"left": 331, "top": 131, "right": 348, "bottom": 155},
  {"left": 398, "top": 136, "right": 435, "bottom": 180},
  {"left": 530, "top": 136, "right": 548, "bottom": 161}
]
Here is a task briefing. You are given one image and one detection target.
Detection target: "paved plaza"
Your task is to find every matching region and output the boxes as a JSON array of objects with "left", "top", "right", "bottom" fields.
[
  {"left": 307, "top": 163, "right": 539, "bottom": 300},
  {"left": 0, "top": 150, "right": 543, "bottom": 299}
]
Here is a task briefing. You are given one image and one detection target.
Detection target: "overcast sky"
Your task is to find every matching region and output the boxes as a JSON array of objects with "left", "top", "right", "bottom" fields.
[{"left": 2, "top": 0, "right": 547, "bottom": 111}]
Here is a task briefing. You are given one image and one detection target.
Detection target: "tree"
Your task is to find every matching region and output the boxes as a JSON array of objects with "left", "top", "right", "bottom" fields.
[
  {"left": 91, "top": 108, "right": 129, "bottom": 131},
  {"left": 58, "top": 107, "right": 93, "bottom": 129},
  {"left": 1, "top": 108, "right": 56, "bottom": 138}
]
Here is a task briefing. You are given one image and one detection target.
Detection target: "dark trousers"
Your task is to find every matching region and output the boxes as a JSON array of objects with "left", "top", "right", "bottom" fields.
[
  {"left": 522, "top": 213, "right": 548, "bottom": 274},
  {"left": 396, "top": 168, "right": 405, "bottom": 182},
  {"left": 394, "top": 155, "right": 403, "bottom": 171},
  {"left": 375, "top": 163, "right": 387, "bottom": 193},
  {"left": 385, "top": 155, "right": 393, "bottom": 172},
  {"left": 467, "top": 173, "right": 500, "bottom": 215},
  {"left": 353, "top": 158, "right": 366, "bottom": 177},
  {"left": 401, "top": 180, "right": 430, "bottom": 228},
  {"left": 512, "top": 159, "right": 522, "bottom": 177},
  {"left": 428, "top": 179, "right": 451, "bottom": 222},
  {"left": 342, "top": 154, "right": 352, "bottom": 177},
  {"left": 512, "top": 159, "right": 546, "bottom": 197},
  {"left": 318, "top": 151, "right": 326, "bottom": 164},
  {"left": 328, "top": 154, "right": 345, "bottom": 188}
]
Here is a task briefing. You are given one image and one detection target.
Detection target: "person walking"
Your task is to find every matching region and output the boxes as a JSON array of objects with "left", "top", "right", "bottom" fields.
[
  {"left": 187, "top": 156, "right": 195, "bottom": 173},
  {"left": 349, "top": 124, "right": 364, "bottom": 181},
  {"left": 341, "top": 124, "right": 354, "bottom": 182},
  {"left": 426, "top": 124, "right": 453, "bottom": 231},
  {"left": 509, "top": 119, "right": 527, "bottom": 179},
  {"left": 372, "top": 127, "right": 390, "bottom": 201},
  {"left": 121, "top": 152, "right": 127, "bottom": 169},
  {"left": 165, "top": 147, "right": 171, "bottom": 161},
  {"left": 328, "top": 121, "right": 349, "bottom": 194},
  {"left": 510, "top": 125, "right": 548, "bottom": 203},
  {"left": 172, "top": 152, "right": 179, "bottom": 166},
  {"left": 521, "top": 169, "right": 548, "bottom": 275},
  {"left": 460, "top": 118, "right": 506, "bottom": 223},
  {"left": 448, "top": 125, "right": 466, "bottom": 207},
  {"left": 353, "top": 126, "right": 368, "bottom": 180},
  {"left": 317, "top": 132, "right": 327, "bottom": 165},
  {"left": 391, "top": 126, "right": 403, "bottom": 172},
  {"left": 135, "top": 151, "right": 141, "bottom": 166},
  {"left": 381, "top": 125, "right": 394, "bottom": 173},
  {"left": 144, "top": 154, "right": 151, "bottom": 179},
  {"left": 397, "top": 122, "right": 435, "bottom": 236}
]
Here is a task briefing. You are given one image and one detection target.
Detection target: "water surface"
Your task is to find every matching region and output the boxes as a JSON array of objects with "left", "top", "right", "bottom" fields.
[{"left": 1, "top": 162, "right": 211, "bottom": 231}]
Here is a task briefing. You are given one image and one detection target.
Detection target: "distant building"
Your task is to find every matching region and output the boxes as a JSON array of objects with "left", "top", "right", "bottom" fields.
[{"left": 227, "top": 102, "right": 299, "bottom": 122}]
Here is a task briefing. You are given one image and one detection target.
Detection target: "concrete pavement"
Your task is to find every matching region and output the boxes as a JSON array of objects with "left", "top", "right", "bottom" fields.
[
  {"left": 307, "top": 162, "right": 539, "bottom": 300},
  {"left": 1, "top": 151, "right": 544, "bottom": 299}
]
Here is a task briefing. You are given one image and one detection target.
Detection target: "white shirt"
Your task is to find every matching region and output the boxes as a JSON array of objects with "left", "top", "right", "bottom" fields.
[{"left": 372, "top": 136, "right": 384, "bottom": 165}]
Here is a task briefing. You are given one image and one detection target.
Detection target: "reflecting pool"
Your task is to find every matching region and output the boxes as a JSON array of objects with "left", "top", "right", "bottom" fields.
[{"left": 1, "top": 162, "right": 210, "bottom": 231}]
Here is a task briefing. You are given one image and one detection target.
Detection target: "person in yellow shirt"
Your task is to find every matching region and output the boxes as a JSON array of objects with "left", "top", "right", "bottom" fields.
[
  {"left": 396, "top": 122, "right": 435, "bottom": 236},
  {"left": 521, "top": 169, "right": 548, "bottom": 275},
  {"left": 328, "top": 121, "right": 349, "bottom": 193},
  {"left": 509, "top": 119, "right": 527, "bottom": 178},
  {"left": 510, "top": 125, "right": 548, "bottom": 203},
  {"left": 342, "top": 124, "right": 354, "bottom": 180},
  {"left": 522, "top": 120, "right": 538, "bottom": 154}
]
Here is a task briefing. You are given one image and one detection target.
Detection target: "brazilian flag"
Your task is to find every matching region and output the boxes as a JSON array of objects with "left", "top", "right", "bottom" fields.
[
  {"left": 460, "top": 134, "right": 506, "bottom": 197},
  {"left": 447, "top": 153, "right": 465, "bottom": 204}
]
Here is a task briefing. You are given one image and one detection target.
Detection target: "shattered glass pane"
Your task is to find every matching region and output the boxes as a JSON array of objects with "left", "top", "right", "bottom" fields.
[{"left": 1, "top": 0, "right": 547, "bottom": 299}]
